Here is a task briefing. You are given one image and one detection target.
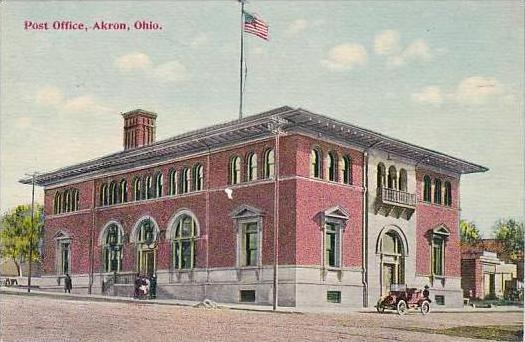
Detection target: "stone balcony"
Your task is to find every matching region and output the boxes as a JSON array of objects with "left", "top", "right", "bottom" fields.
[{"left": 375, "top": 187, "right": 416, "bottom": 220}]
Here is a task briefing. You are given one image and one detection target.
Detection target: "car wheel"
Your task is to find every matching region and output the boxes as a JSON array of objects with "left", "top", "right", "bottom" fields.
[
  {"left": 397, "top": 300, "right": 407, "bottom": 315},
  {"left": 420, "top": 301, "right": 430, "bottom": 315}
]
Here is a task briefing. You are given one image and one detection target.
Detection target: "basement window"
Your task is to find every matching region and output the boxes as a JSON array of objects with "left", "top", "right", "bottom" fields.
[
  {"left": 240, "top": 290, "right": 256, "bottom": 303},
  {"left": 327, "top": 291, "right": 341, "bottom": 303},
  {"left": 435, "top": 295, "right": 445, "bottom": 305}
]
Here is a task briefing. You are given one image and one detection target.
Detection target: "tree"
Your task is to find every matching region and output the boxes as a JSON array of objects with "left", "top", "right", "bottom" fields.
[
  {"left": 0, "top": 204, "right": 44, "bottom": 277},
  {"left": 460, "top": 219, "right": 481, "bottom": 245},
  {"left": 493, "top": 218, "right": 524, "bottom": 263}
]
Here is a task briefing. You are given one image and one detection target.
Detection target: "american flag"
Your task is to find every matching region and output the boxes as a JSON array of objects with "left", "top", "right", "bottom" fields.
[{"left": 244, "top": 11, "right": 269, "bottom": 41}]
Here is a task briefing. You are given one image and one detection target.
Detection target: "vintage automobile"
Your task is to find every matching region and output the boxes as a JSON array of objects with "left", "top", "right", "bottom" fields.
[{"left": 376, "top": 284, "right": 431, "bottom": 315}]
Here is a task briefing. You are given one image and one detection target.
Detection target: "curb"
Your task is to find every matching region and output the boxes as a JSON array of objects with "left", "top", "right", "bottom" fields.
[{"left": 2, "top": 288, "right": 522, "bottom": 314}]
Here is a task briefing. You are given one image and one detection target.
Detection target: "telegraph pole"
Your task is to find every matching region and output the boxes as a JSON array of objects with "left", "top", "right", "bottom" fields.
[{"left": 26, "top": 172, "right": 38, "bottom": 293}]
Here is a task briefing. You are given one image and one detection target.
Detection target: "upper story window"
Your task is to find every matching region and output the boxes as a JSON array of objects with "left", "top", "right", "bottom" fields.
[
  {"left": 100, "top": 184, "right": 109, "bottom": 206},
  {"left": 327, "top": 152, "right": 337, "bottom": 182},
  {"left": 387, "top": 166, "right": 397, "bottom": 189},
  {"left": 54, "top": 189, "right": 80, "bottom": 214},
  {"left": 154, "top": 173, "right": 163, "bottom": 198},
  {"left": 434, "top": 178, "right": 442, "bottom": 204},
  {"left": 193, "top": 164, "right": 204, "bottom": 191},
  {"left": 145, "top": 176, "right": 153, "bottom": 200},
  {"left": 423, "top": 175, "right": 432, "bottom": 202},
  {"left": 180, "top": 168, "right": 190, "bottom": 194},
  {"left": 119, "top": 179, "right": 128, "bottom": 203},
  {"left": 264, "top": 148, "right": 275, "bottom": 179},
  {"left": 230, "top": 156, "right": 241, "bottom": 185},
  {"left": 246, "top": 153, "right": 257, "bottom": 181},
  {"left": 168, "top": 169, "right": 177, "bottom": 195},
  {"left": 341, "top": 155, "right": 352, "bottom": 185},
  {"left": 377, "top": 163, "right": 386, "bottom": 188},
  {"left": 310, "top": 149, "right": 322, "bottom": 178},
  {"left": 399, "top": 169, "right": 407, "bottom": 192},
  {"left": 133, "top": 177, "right": 142, "bottom": 201},
  {"left": 109, "top": 181, "right": 118, "bottom": 205},
  {"left": 444, "top": 181, "right": 452, "bottom": 206}
]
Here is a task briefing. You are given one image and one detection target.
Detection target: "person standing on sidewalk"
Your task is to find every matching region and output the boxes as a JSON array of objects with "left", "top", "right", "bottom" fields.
[{"left": 64, "top": 274, "right": 72, "bottom": 293}]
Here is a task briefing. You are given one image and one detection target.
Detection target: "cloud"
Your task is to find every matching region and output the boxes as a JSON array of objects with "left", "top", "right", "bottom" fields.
[
  {"left": 36, "top": 87, "right": 63, "bottom": 106},
  {"left": 152, "top": 61, "right": 187, "bottom": 82},
  {"left": 454, "top": 76, "right": 505, "bottom": 104},
  {"left": 115, "top": 52, "right": 152, "bottom": 72},
  {"left": 14, "top": 117, "right": 32, "bottom": 129},
  {"left": 115, "top": 52, "right": 187, "bottom": 83},
  {"left": 374, "top": 30, "right": 400, "bottom": 55},
  {"left": 388, "top": 39, "right": 431, "bottom": 66},
  {"left": 285, "top": 19, "right": 308, "bottom": 38},
  {"left": 321, "top": 43, "right": 367, "bottom": 71},
  {"left": 412, "top": 77, "right": 505, "bottom": 106},
  {"left": 35, "top": 87, "right": 111, "bottom": 114},
  {"left": 411, "top": 86, "right": 443, "bottom": 105}
]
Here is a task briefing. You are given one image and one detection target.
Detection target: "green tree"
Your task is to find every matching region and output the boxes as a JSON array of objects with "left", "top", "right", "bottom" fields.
[
  {"left": 493, "top": 218, "right": 524, "bottom": 263},
  {"left": 0, "top": 204, "right": 44, "bottom": 277},
  {"left": 460, "top": 219, "right": 481, "bottom": 245}
]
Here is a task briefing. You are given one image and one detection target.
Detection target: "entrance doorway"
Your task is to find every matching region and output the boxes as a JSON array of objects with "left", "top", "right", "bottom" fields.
[
  {"left": 138, "top": 249, "right": 155, "bottom": 276},
  {"left": 379, "top": 230, "right": 406, "bottom": 296}
]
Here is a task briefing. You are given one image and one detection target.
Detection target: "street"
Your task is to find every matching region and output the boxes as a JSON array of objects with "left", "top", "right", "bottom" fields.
[{"left": 0, "top": 294, "right": 522, "bottom": 342}]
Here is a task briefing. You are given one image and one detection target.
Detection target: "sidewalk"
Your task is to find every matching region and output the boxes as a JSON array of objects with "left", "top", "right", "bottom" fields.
[{"left": 1, "top": 286, "right": 523, "bottom": 314}]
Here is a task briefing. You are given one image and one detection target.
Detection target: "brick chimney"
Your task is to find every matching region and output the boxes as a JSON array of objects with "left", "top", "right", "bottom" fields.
[{"left": 122, "top": 109, "right": 157, "bottom": 150}]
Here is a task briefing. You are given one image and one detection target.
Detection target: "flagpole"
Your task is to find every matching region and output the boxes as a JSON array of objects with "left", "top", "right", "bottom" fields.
[{"left": 239, "top": 0, "right": 245, "bottom": 119}]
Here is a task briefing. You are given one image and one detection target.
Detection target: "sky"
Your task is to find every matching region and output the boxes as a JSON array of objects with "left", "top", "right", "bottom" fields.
[{"left": 0, "top": 1, "right": 523, "bottom": 237}]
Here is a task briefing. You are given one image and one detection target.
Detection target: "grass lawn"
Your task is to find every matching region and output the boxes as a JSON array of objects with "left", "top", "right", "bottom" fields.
[{"left": 397, "top": 325, "right": 523, "bottom": 341}]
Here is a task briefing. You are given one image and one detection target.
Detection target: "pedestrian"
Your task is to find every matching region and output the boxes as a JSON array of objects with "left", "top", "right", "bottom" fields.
[
  {"left": 423, "top": 285, "right": 430, "bottom": 299},
  {"left": 64, "top": 274, "right": 72, "bottom": 293},
  {"left": 133, "top": 273, "right": 141, "bottom": 299},
  {"left": 149, "top": 274, "right": 157, "bottom": 299}
]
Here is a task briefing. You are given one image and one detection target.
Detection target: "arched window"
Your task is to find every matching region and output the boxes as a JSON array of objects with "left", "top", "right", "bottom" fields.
[
  {"left": 54, "top": 192, "right": 62, "bottom": 214},
  {"left": 230, "top": 156, "right": 241, "bottom": 185},
  {"left": 341, "top": 155, "right": 352, "bottom": 185},
  {"left": 119, "top": 180, "right": 127, "bottom": 203},
  {"left": 444, "top": 181, "right": 452, "bottom": 206},
  {"left": 399, "top": 169, "right": 407, "bottom": 192},
  {"left": 423, "top": 175, "right": 432, "bottom": 202},
  {"left": 180, "top": 168, "right": 190, "bottom": 194},
  {"left": 109, "top": 181, "right": 118, "bottom": 205},
  {"left": 377, "top": 163, "right": 386, "bottom": 188},
  {"left": 64, "top": 190, "right": 71, "bottom": 212},
  {"left": 145, "top": 176, "right": 153, "bottom": 199},
  {"left": 310, "top": 149, "right": 321, "bottom": 178},
  {"left": 73, "top": 189, "right": 80, "bottom": 211},
  {"left": 100, "top": 184, "right": 109, "bottom": 206},
  {"left": 264, "top": 148, "right": 275, "bottom": 179},
  {"left": 133, "top": 177, "right": 142, "bottom": 201},
  {"left": 246, "top": 153, "right": 257, "bottom": 181},
  {"left": 155, "top": 173, "right": 163, "bottom": 198},
  {"left": 193, "top": 164, "right": 204, "bottom": 191},
  {"left": 434, "top": 179, "right": 442, "bottom": 204},
  {"left": 103, "top": 223, "right": 123, "bottom": 273},
  {"left": 168, "top": 169, "right": 177, "bottom": 195},
  {"left": 387, "top": 166, "right": 397, "bottom": 189},
  {"left": 327, "top": 152, "right": 337, "bottom": 181},
  {"left": 172, "top": 215, "right": 198, "bottom": 270}
]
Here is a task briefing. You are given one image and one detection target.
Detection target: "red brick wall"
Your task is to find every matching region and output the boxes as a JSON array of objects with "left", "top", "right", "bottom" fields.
[{"left": 415, "top": 169, "right": 461, "bottom": 277}]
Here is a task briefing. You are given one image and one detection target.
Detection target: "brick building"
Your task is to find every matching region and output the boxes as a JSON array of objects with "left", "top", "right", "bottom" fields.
[{"left": 21, "top": 106, "right": 487, "bottom": 308}]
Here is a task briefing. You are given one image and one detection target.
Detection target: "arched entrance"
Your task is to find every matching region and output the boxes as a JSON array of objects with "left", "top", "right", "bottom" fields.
[
  {"left": 377, "top": 227, "right": 408, "bottom": 295},
  {"left": 131, "top": 216, "right": 159, "bottom": 276}
]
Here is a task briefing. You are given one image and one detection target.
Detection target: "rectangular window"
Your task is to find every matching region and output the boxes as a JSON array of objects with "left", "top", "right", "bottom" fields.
[
  {"left": 240, "top": 290, "right": 256, "bottom": 302},
  {"left": 325, "top": 223, "right": 339, "bottom": 267},
  {"left": 435, "top": 295, "right": 445, "bottom": 305},
  {"left": 432, "top": 237, "right": 444, "bottom": 276},
  {"left": 243, "top": 223, "right": 258, "bottom": 267},
  {"left": 327, "top": 291, "right": 341, "bottom": 303}
]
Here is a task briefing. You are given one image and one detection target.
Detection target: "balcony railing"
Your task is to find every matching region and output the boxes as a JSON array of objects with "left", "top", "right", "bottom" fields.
[{"left": 378, "top": 187, "right": 416, "bottom": 208}]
